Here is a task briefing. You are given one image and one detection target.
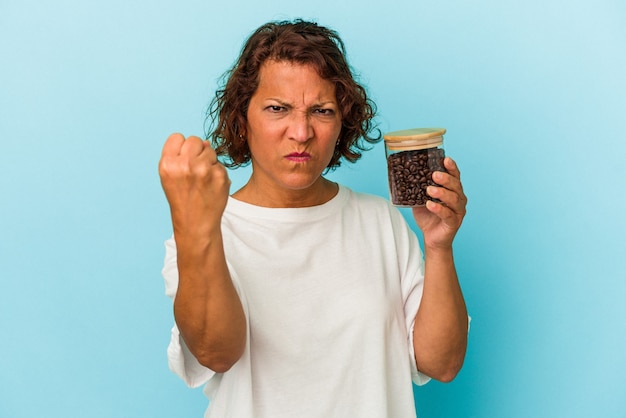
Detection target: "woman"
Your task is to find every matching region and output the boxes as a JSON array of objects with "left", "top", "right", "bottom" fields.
[{"left": 159, "top": 19, "right": 468, "bottom": 418}]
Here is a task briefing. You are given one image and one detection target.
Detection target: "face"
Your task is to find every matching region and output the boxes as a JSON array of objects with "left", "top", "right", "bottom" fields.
[{"left": 245, "top": 60, "right": 342, "bottom": 196}]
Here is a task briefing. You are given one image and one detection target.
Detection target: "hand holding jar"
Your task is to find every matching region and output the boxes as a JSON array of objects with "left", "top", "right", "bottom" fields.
[{"left": 385, "top": 128, "right": 467, "bottom": 250}]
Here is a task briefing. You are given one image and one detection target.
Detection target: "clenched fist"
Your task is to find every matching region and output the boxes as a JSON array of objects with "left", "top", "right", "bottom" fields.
[{"left": 158, "top": 133, "right": 231, "bottom": 235}]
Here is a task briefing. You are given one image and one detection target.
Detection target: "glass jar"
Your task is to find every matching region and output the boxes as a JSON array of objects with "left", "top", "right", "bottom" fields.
[{"left": 384, "top": 128, "right": 447, "bottom": 207}]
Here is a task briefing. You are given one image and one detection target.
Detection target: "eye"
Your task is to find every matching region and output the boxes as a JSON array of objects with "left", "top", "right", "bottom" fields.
[
  {"left": 313, "top": 108, "right": 335, "bottom": 116},
  {"left": 266, "top": 105, "right": 286, "bottom": 113}
]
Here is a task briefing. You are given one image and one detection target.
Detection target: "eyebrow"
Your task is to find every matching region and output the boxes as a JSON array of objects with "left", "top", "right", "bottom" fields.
[{"left": 266, "top": 98, "right": 337, "bottom": 108}]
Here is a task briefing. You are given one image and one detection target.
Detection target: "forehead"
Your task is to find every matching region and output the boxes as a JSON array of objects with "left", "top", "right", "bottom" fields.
[{"left": 255, "top": 60, "right": 336, "bottom": 100}]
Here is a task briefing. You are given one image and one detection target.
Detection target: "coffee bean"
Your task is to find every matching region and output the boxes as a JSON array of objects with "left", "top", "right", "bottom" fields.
[{"left": 387, "top": 148, "right": 447, "bottom": 206}]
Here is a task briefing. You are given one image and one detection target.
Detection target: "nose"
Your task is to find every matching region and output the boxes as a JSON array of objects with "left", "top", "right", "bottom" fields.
[{"left": 288, "top": 111, "right": 314, "bottom": 143}]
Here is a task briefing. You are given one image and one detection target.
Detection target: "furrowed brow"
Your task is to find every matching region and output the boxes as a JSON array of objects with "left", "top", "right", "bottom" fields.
[
  {"left": 311, "top": 101, "right": 337, "bottom": 108},
  {"left": 267, "top": 98, "right": 293, "bottom": 108}
]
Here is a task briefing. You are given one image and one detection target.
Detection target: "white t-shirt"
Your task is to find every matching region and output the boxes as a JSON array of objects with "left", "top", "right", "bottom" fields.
[{"left": 162, "top": 185, "right": 431, "bottom": 418}]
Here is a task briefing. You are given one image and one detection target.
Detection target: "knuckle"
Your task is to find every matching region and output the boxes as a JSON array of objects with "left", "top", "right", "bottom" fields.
[
  {"left": 212, "top": 164, "right": 230, "bottom": 184},
  {"left": 168, "top": 132, "right": 184, "bottom": 142},
  {"left": 158, "top": 157, "right": 175, "bottom": 176}
]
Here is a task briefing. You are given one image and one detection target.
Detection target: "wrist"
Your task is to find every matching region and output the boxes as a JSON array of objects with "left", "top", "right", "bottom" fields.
[
  {"left": 423, "top": 243, "right": 454, "bottom": 260},
  {"left": 173, "top": 225, "right": 222, "bottom": 255}
]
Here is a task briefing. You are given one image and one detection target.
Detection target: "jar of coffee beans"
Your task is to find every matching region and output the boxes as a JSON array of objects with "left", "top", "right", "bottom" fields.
[{"left": 384, "top": 128, "right": 447, "bottom": 207}]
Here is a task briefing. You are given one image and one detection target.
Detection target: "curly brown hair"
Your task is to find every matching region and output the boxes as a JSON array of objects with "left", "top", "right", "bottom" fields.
[{"left": 205, "top": 19, "right": 380, "bottom": 170}]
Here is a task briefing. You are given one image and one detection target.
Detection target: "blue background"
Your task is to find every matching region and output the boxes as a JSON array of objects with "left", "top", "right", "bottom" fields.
[{"left": 1, "top": 0, "right": 625, "bottom": 417}]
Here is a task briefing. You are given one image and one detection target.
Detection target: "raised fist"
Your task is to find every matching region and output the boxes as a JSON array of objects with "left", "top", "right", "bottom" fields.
[{"left": 158, "top": 133, "right": 231, "bottom": 232}]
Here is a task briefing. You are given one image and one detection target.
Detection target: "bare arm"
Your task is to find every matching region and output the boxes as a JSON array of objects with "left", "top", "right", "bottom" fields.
[
  {"left": 413, "top": 246, "right": 468, "bottom": 382},
  {"left": 411, "top": 157, "right": 468, "bottom": 382},
  {"left": 159, "top": 133, "right": 246, "bottom": 373}
]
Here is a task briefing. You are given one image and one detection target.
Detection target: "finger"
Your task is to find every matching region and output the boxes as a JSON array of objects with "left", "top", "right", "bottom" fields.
[
  {"left": 161, "top": 133, "right": 185, "bottom": 157},
  {"left": 425, "top": 198, "right": 465, "bottom": 230},
  {"left": 196, "top": 138, "right": 220, "bottom": 165},
  {"left": 443, "top": 157, "right": 461, "bottom": 180},
  {"left": 427, "top": 184, "right": 467, "bottom": 214},
  {"left": 432, "top": 170, "right": 464, "bottom": 197},
  {"left": 184, "top": 136, "right": 219, "bottom": 164},
  {"left": 180, "top": 135, "right": 206, "bottom": 157},
  {"left": 425, "top": 199, "right": 455, "bottom": 222}
]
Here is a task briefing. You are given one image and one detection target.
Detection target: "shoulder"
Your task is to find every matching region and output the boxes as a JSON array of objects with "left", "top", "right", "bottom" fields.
[
  {"left": 340, "top": 185, "right": 398, "bottom": 215},
  {"left": 340, "top": 185, "right": 415, "bottom": 233},
  {"left": 341, "top": 185, "right": 389, "bottom": 206}
]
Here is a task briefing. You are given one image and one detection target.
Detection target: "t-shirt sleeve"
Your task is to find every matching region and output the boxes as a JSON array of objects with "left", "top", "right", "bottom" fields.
[
  {"left": 162, "top": 237, "right": 216, "bottom": 388},
  {"left": 387, "top": 207, "right": 432, "bottom": 386}
]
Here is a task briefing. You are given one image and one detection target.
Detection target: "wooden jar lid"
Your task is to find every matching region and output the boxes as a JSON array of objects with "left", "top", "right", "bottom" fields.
[{"left": 384, "top": 128, "right": 446, "bottom": 151}]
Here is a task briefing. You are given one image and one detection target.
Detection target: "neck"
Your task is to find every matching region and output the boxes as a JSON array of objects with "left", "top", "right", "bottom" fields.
[{"left": 233, "top": 177, "right": 338, "bottom": 208}]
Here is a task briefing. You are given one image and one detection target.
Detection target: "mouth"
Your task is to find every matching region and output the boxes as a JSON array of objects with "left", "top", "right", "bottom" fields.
[{"left": 285, "top": 152, "right": 312, "bottom": 162}]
